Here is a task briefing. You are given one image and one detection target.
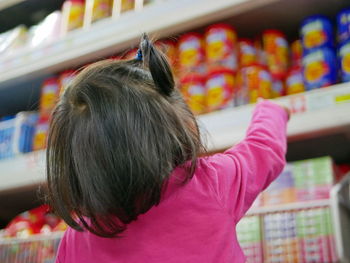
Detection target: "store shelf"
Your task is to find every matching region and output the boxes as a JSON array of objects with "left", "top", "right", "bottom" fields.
[
  {"left": 1, "top": 83, "right": 350, "bottom": 192},
  {"left": 199, "top": 82, "right": 350, "bottom": 151},
  {"left": 0, "top": 0, "right": 283, "bottom": 87},
  {"left": 0, "top": 150, "right": 45, "bottom": 192},
  {"left": 246, "top": 199, "right": 331, "bottom": 215}
]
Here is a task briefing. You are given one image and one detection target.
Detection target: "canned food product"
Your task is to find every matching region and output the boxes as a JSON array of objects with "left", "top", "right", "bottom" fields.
[
  {"left": 178, "top": 33, "right": 205, "bottom": 75},
  {"left": 271, "top": 76, "right": 285, "bottom": 98},
  {"left": 121, "top": 0, "right": 134, "bottom": 12},
  {"left": 91, "top": 0, "right": 112, "bottom": 22},
  {"left": 238, "top": 39, "right": 257, "bottom": 67},
  {"left": 301, "top": 15, "right": 333, "bottom": 51},
  {"left": 206, "top": 68, "right": 235, "bottom": 111},
  {"left": 286, "top": 66, "right": 305, "bottom": 95},
  {"left": 337, "top": 9, "right": 350, "bottom": 44},
  {"left": 237, "top": 64, "right": 272, "bottom": 105},
  {"left": 205, "top": 23, "right": 237, "bottom": 70},
  {"left": 291, "top": 39, "right": 303, "bottom": 66},
  {"left": 180, "top": 73, "right": 206, "bottom": 115},
  {"left": 262, "top": 29, "right": 289, "bottom": 78},
  {"left": 339, "top": 41, "right": 350, "bottom": 82},
  {"left": 302, "top": 47, "right": 337, "bottom": 90},
  {"left": 62, "top": 0, "right": 85, "bottom": 32},
  {"left": 40, "top": 78, "right": 60, "bottom": 118}
]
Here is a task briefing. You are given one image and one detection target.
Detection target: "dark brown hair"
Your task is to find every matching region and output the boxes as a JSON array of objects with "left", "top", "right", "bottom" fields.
[{"left": 46, "top": 34, "right": 203, "bottom": 237}]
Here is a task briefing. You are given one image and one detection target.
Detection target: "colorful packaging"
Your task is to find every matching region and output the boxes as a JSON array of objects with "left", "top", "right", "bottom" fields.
[
  {"left": 291, "top": 39, "right": 303, "bottom": 66},
  {"left": 337, "top": 9, "right": 350, "bottom": 44},
  {"left": 178, "top": 33, "right": 205, "bottom": 75},
  {"left": 32, "top": 117, "right": 50, "bottom": 151},
  {"left": 121, "top": 0, "right": 134, "bottom": 12},
  {"left": 205, "top": 23, "right": 237, "bottom": 70},
  {"left": 0, "top": 112, "right": 38, "bottom": 160},
  {"left": 205, "top": 68, "right": 235, "bottom": 111},
  {"left": 271, "top": 76, "right": 285, "bottom": 98},
  {"left": 238, "top": 39, "right": 257, "bottom": 67},
  {"left": 180, "top": 73, "right": 206, "bottom": 115},
  {"left": 296, "top": 208, "right": 338, "bottom": 263},
  {"left": 85, "top": 0, "right": 112, "bottom": 24},
  {"left": 236, "top": 216, "right": 263, "bottom": 263},
  {"left": 237, "top": 64, "right": 272, "bottom": 104},
  {"left": 292, "top": 156, "right": 334, "bottom": 201},
  {"left": 339, "top": 41, "right": 350, "bottom": 82},
  {"left": 286, "top": 66, "right": 305, "bottom": 95},
  {"left": 262, "top": 165, "right": 296, "bottom": 205},
  {"left": 262, "top": 29, "right": 289, "bottom": 78},
  {"left": 39, "top": 77, "right": 60, "bottom": 118},
  {"left": 62, "top": 0, "right": 85, "bottom": 32},
  {"left": 59, "top": 70, "right": 76, "bottom": 96},
  {"left": 263, "top": 212, "right": 299, "bottom": 263},
  {"left": 301, "top": 15, "right": 333, "bottom": 51},
  {"left": 302, "top": 47, "right": 337, "bottom": 90}
]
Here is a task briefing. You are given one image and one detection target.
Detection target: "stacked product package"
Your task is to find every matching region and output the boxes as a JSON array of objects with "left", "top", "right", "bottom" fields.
[{"left": 235, "top": 156, "right": 339, "bottom": 263}]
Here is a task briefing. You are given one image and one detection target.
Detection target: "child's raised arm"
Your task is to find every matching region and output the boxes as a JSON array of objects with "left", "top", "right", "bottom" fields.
[{"left": 200, "top": 100, "right": 289, "bottom": 222}]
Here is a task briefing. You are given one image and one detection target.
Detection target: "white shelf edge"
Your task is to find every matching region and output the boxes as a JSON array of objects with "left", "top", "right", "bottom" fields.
[
  {"left": 246, "top": 199, "right": 331, "bottom": 215},
  {"left": 0, "top": 150, "right": 45, "bottom": 192},
  {"left": 0, "top": 0, "right": 279, "bottom": 86},
  {"left": 1, "top": 83, "right": 350, "bottom": 192},
  {"left": 199, "top": 82, "right": 350, "bottom": 151}
]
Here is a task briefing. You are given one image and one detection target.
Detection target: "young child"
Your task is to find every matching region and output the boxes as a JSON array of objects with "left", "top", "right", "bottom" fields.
[{"left": 48, "top": 34, "right": 289, "bottom": 263}]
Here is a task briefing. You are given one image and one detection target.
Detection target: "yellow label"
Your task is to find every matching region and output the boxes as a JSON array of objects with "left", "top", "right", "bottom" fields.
[{"left": 335, "top": 94, "right": 350, "bottom": 103}]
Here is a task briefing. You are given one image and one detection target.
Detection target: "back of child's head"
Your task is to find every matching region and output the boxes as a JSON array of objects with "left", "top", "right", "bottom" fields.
[{"left": 46, "top": 34, "right": 203, "bottom": 237}]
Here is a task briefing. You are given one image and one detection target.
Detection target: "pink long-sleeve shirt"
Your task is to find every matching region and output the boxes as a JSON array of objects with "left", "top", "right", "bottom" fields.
[{"left": 56, "top": 100, "right": 288, "bottom": 263}]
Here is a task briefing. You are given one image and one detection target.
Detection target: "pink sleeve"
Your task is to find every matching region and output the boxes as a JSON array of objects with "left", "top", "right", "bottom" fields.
[
  {"left": 55, "top": 232, "right": 67, "bottom": 263},
  {"left": 201, "top": 100, "right": 288, "bottom": 222}
]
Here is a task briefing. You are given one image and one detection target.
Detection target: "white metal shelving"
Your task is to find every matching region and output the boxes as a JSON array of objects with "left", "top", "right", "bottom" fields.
[
  {"left": 1, "top": 83, "right": 350, "bottom": 192},
  {"left": 0, "top": 0, "right": 280, "bottom": 87}
]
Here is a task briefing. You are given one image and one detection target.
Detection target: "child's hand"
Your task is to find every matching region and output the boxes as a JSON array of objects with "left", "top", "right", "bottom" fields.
[{"left": 257, "top": 98, "right": 290, "bottom": 120}]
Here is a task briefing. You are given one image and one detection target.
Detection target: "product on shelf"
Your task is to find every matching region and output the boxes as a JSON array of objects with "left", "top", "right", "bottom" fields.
[
  {"left": 302, "top": 47, "right": 337, "bottom": 90},
  {"left": 293, "top": 156, "right": 334, "bottom": 201},
  {"left": 32, "top": 117, "right": 50, "bottom": 151},
  {"left": 291, "top": 39, "right": 303, "bottom": 66},
  {"left": 180, "top": 73, "right": 206, "bottom": 115},
  {"left": 262, "top": 165, "right": 297, "bottom": 205},
  {"left": 178, "top": 32, "right": 205, "bottom": 75},
  {"left": 339, "top": 41, "right": 350, "bottom": 82},
  {"left": 296, "top": 208, "right": 338, "bottom": 263},
  {"left": 62, "top": 0, "right": 85, "bottom": 33},
  {"left": 121, "top": 0, "right": 135, "bottom": 12},
  {"left": 301, "top": 15, "right": 334, "bottom": 51},
  {"left": 286, "top": 66, "right": 305, "bottom": 95},
  {"left": 59, "top": 70, "right": 77, "bottom": 96},
  {"left": 262, "top": 29, "right": 289, "bottom": 78},
  {"left": 238, "top": 39, "right": 257, "bottom": 67},
  {"left": 236, "top": 216, "right": 263, "bottom": 263},
  {"left": 0, "top": 112, "right": 38, "bottom": 160},
  {"left": 205, "top": 68, "right": 235, "bottom": 111},
  {"left": 337, "top": 8, "right": 350, "bottom": 44},
  {"left": 271, "top": 76, "right": 285, "bottom": 98},
  {"left": 204, "top": 23, "right": 237, "bottom": 70},
  {"left": 84, "top": 0, "right": 112, "bottom": 25},
  {"left": 236, "top": 64, "right": 272, "bottom": 105},
  {"left": 263, "top": 212, "right": 299, "bottom": 263},
  {"left": 27, "top": 11, "right": 62, "bottom": 49},
  {"left": 39, "top": 77, "right": 60, "bottom": 118},
  {"left": 0, "top": 25, "right": 27, "bottom": 56}
]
